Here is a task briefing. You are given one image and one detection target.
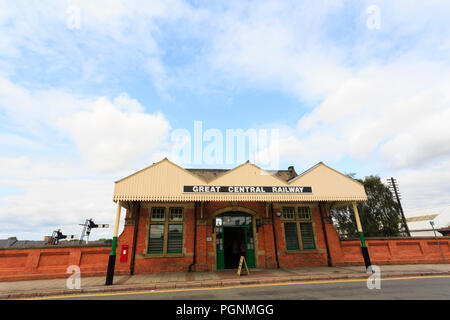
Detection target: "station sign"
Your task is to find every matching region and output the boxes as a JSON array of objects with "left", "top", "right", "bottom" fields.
[{"left": 183, "top": 185, "right": 312, "bottom": 193}]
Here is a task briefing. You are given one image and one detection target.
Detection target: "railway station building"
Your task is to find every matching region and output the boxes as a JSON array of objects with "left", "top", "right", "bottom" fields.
[{"left": 112, "top": 158, "right": 367, "bottom": 274}]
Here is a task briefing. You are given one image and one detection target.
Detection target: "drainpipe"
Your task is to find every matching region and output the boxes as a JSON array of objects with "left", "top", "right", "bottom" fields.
[
  {"left": 270, "top": 202, "right": 280, "bottom": 269},
  {"left": 130, "top": 201, "right": 141, "bottom": 275},
  {"left": 105, "top": 201, "right": 122, "bottom": 285},
  {"left": 318, "top": 201, "right": 332, "bottom": 267},
  {"left": 188, "top": 202, "right": 198, "bottom": 272}
]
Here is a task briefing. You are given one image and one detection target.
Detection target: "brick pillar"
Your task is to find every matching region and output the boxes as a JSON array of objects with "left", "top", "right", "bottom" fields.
[
  {"left": 419, "top": 241, "right": 429, "bottom": 258},
  {"left": 69, "top": 248, "right": 82, "bottom": 267},
  {"left": 117, "top": 205, "right": 139, "bottom": 273},
  {"left": 262, "top": 219, "right": 277, "bottom": 268},
  {"left": 24, "top": 250, "right": 40, "bottom": 273},
  {"left": 195, "top": 219, "right": 208, "bottom": 271},
  {"left": 321, "top": 203, "right": 344, "bottom": 266},
  {"left": 387, "top": 241, "right": 396, "bottom": 261}
]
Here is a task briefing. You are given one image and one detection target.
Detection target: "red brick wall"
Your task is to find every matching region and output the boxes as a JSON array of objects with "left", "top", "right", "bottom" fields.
[
  {"left": 0, "top": 245, "right": 113, "bottom": 281},
  {"left": 116, "top": 204, "right": 197, "bottom": 274},
  {"left": 337, "top": 238, "right": 450, "bottom": 266},
  {"left": 272, "top": 203, "right": 329, "bottom": 267},
  {"left": 1, "top": 201, "right": 449, "bottom": 281},
  {"left": 121, "top": 201, "right": 271, "bottom": 273}
]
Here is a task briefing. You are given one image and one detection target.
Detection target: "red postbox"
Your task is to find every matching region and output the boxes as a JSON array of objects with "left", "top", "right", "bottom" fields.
[{"left": 120, "top": 245, "right": 129, "bottom": 262}]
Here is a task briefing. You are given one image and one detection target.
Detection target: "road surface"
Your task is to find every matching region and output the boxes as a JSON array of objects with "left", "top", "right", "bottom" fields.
[{"left": 34, "top": 275, "right": 450, "bottom": 300}]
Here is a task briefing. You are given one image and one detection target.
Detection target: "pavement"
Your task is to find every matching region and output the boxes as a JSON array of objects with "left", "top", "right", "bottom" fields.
[{"left": 1, "top": 264, "right": 449, "bottom": 299}]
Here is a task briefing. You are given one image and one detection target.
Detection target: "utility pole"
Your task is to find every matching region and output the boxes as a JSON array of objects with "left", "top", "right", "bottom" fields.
[
  {"left": 430, "top": 221, "right": 446, "bottom": 264},
  {"left": 387, "top": 177, "right": 411, "bottom": 237}
]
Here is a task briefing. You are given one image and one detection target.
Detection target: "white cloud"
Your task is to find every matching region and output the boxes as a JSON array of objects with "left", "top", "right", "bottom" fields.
[
  {"left": 0, "top": 73, "right": 171, "bottom": 174},
  {"left": 0, "top": 75, "right": 90, "bottom": 138},
  {"left": 0, "top": 0, "right": 210, "bottom": 96},
  {"left": 2, "top": 0, "right": 450, "bottom": 240},
  {"left": 0, "top": 177, "right": 119, "bottom": 240},
  {"left": 0, "top": 78, "right": 171, "bottom": 239},
  {"left": 194, "top": 1, "right": 450, "bottom": 212},
  {"left": 0, "top": 156, "right": 81, "bottom": 179},
  {"left": 386, "top": 159, "right": 450, "bottom": 210},
  {"left": 58, "top": 95, "right": 170, "bottom": 173},
  {"left": 295, "top": 61, "right": 450, "bottom": 168},
  {"left": 207, "top": 1, "right": 350, "bottom": 101}
]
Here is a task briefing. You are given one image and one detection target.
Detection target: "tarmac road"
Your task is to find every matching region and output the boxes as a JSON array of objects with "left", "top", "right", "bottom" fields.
[{"left": 35, "top": 275, "right": 450, "bottom": 300}]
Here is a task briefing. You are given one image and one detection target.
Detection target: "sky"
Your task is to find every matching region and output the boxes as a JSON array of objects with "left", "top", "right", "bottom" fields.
[{"left": 1, "top": 0, "right": 450, "bottom": 240}]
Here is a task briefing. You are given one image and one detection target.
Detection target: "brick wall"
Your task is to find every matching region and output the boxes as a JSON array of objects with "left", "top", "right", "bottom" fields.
[
  {"left": 337, "top": 237, "right": 450, "bottom": 266},
  {"left": 0, "top": 245, "right": 114, "bottom": 281},
  {"left": 1, "top": 201, "right": 449, "bottom": 281}
]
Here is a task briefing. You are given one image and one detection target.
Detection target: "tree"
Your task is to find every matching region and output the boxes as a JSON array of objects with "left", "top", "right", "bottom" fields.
[{"left": 331, "top": 175, "right": 408, "bottom": 238}]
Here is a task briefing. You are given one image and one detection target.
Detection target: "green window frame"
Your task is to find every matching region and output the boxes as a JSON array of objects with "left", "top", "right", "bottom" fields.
[
  {"left": 148, "top": 224, "right": 165, "bottom": 253},
  {"left": 167, "top": 224, "right": 183, "bottom": 253},
  {"left": 282, "top": 207, "right": 296, "bottom": 220},
  {"left": 151, "top": 207, "right": 165, "bottom": 222},
  {"left": 148, "top": 207, "right": 184, "bottom": 254},
  {"left": 298, "top": 206, "right": 312, "bottom": 221},
  {"left": 282, "top": 206, "right": 316, "bottom": 251},
  {"left": 300, "top": 222, "right": 316, "bottom": 249},
  {"left": 284, "top": 222, "right": 300, "bottom": 250},
  {"left": 169, "top": 207, "right": 184, "bottom": 222}
]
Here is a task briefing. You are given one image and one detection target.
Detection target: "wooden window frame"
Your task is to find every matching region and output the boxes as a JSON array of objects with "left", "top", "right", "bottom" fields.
[
  {"left": 150, "top": 207, "right": 165, "bottom": 222},
  {"left": 282, "top": 207, "right": 296, "bottom": 220},
  {"left": 281, "top": 206, "right": 316, "bottom": 251},
  {"left": 148, "top": 224, "right": 165, "bottom": 254},
  {"left": 283, "top": 222, "right": 300, "bottom": 250},
  {"left": 148, "top": 207, "right": 184, "bottom": 255},
  {"left": 299, "top": 222, "right": 316, "bottom": 250},
  {"left": 298, "top": 206, "right": 312, "bottom": 221}
]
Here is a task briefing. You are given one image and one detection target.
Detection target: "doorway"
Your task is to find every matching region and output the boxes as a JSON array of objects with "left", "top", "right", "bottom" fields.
[
  {"left": 215, "top": 212, "right": 256, "bottom": 270},
  {"left": 224, "top": 227, "right": 245, "bottom": 269}
]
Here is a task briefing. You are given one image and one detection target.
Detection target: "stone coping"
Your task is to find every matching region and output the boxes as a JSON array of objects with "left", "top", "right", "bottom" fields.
[
  {"left": 0, "top": 244, "right": 111, "bottom": 251},
  {"left": 341, "top": 236, "right": 450, "bottom": 241}
]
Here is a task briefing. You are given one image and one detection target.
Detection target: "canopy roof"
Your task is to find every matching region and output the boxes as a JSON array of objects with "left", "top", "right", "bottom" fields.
[{"left": 113, "top": 158, "right": 367, "bottom": 202}]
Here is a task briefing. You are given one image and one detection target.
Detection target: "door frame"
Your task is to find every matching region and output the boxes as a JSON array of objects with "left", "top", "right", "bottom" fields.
[
  {"left": 211, "top": 206, "right": 259, "bottom": 271},
  {"left": 220, "top": 223, "right": 252, "bottom": 270}
]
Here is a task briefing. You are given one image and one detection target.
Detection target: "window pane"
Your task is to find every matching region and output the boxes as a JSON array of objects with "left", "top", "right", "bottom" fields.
[
  {"left": 169, "top": 208, "right": 183, "bottom": 222},
  {"left": 222, "top": 215, "right": 246, "bottom": 226},
  {"left": 151, "top": 208, "right": 165, "bottom": 222},
  {"left": 167, "top": 224, "right": 183, "bottom": 253},
  {"left": 300, "top": 223, "right": 315, "bottom": 249},
  {"left": 216, "top": 226, "right": 223, "bottom": 251},
  {"left": 148, "top": 224, "right": 164, "bottom": 253},
  {"left": 298, "top": 207, "right": 311, "bottom": 220},
  {"left": 282, "top": 207, "right": 295, "bottom": 220},
  {"left": 284, "top": 223, "right": 299, "bottom": 250}
]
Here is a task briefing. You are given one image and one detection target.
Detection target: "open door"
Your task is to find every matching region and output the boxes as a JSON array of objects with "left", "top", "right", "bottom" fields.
[
  {"left": 216, "top": 224, "right": 224, "bottom": 270},
  {"left": 215, "top": 212, "right": 256, "bottom": 270}
]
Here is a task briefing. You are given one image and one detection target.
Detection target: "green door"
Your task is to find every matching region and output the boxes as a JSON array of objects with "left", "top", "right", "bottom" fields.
[
  {"left": 216, "top": 225, "right": 224, "bottom": 270},
  {"left": 245, "top": 223, "right": 255, "bottom": 268},
  {"left": 215, "top": 213, "right": 255, "bottom": 270}
]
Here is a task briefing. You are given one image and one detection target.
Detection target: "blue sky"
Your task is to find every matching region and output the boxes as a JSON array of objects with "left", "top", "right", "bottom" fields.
[{"left": 1, "top": 0, "right": 450, "bottom": 239}]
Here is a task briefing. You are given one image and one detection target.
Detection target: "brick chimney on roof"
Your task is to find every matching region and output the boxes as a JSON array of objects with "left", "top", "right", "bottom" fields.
[{"left": 288, "top": 166, "right": 297, "bottom": 177}]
